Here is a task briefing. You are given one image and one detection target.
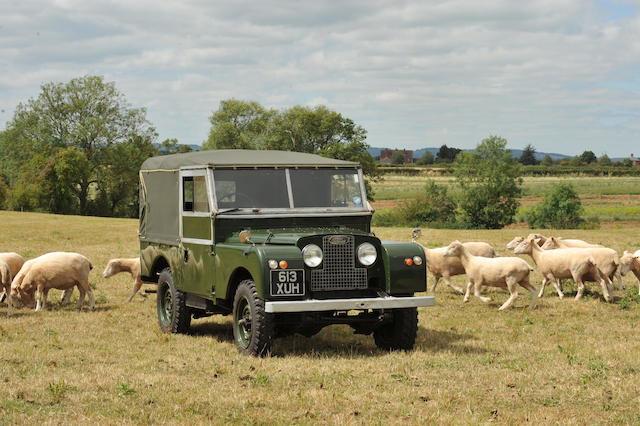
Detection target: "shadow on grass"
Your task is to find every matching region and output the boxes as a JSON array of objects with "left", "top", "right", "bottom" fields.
[
  {"left": 416, "top": 327, "right": 487, "bottom": 355},
  {"left": 190, "top": 321, "right": 234, "bottom": 343}
]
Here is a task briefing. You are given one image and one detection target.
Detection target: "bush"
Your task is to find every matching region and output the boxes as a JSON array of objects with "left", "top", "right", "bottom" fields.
[
  {"left": 400, "top": 181, "right": 457, "bottom": 227},
  {"left": 526, "top": 183, "right": 586, "bottom": 229}
]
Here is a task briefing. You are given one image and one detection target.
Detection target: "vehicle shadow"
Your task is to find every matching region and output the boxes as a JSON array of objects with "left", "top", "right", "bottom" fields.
[
  {"left": 190, "top": 321, "right": 234, "bottom": 343},
  {"left": 416, "top": 328, "right": 487, "bottom": 355}
]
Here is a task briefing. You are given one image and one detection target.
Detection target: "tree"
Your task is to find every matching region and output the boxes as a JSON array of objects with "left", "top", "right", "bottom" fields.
[
  {"left": 1, "top": 76, "right": 157, "bottom": 215},
  {"left": 400, "top": 181, "right": 456, "bottom": 226},
  {"left": 453, "top": 135, "right": 522, "bottom": 229},
  {"left": 417, "top": 151, "right": 434, "bottom": 165},
  {"left": 390, "top": 151, "right": 405, "bottom": 164},
  {"left": 525, "top": 183, "right": 585, "bottom": 229},
  {"left": 436, "top": 145, "right": 461, "bottom": 163},
  {"left": 160, "top": 138, "right": 192, "bottom": 154},
  {"left": 519, "top": 144, "right": 538, "bottom": 165},
  {"left": 204, "top": 100, "right": 380, "bottom": 196},
  {"left": 623, "top": 158, "right": 633, "bottom": 167},
  {"left": 579, "top": 150, "right": 597, "bottom": 164},
  {"left": 569, "top": 156, "right": 583, "bottom": 166},
  {"left": 540, "top": 155, "right": 553, "bottom": 166},
  {"left": 203, "top": 99, "right": 274, "bottom": 150},
  {"left": 598, "top": 154, "right": 612, "bottom": 166}
]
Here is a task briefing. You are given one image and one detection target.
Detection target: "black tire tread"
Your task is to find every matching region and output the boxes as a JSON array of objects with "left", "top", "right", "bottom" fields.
[
  {"left": 157, "top": 267, "right": 191, "bottom": 334},
  {"left": 233, "top": 279, "right": 274, "bottom": 357},
  {"left": 373, "top": 307, "right": 418, "bottom": 351}
]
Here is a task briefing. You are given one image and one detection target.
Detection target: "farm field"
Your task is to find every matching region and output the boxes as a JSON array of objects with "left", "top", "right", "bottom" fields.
[
  {"left": 1, "top": 211, "right": 640, "bottom": 424},
  {"left": 372, "top": 175, "right": 640, "bottom": 224}
]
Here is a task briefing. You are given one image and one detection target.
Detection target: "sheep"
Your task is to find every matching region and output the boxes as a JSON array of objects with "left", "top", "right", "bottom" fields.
[
  {"left": 443, "top": 240, "right": 537, "bottom": 310},
  {"left": 540, "top": 236, "right": 603, "bottom": 249},
  {"left": 9, "top": 252, "right": 94, "bottom": 311},
  {"left": 102, "top": 258, "right": 144, "bottom": 302},
  {"left": 0, "top": 253, "right": 25, "bottom": 303},
  {"left": 620, "top": 250, "right": 640, "bottom": 295},
  {"left": 540, "top": 236, "right": 621, "bottom": 289},
  {"left": 513, "top": 237, "right": 612, "bottom": 302},
  {"left": 423, "top": 242, "right": 496, "bottom": 293},
  {"left": 506, "top": 234, "right": 546, "bottom": 250}
]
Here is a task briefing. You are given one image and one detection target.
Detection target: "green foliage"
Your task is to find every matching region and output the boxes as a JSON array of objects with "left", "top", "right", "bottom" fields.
[
  {"left": 541, "top": 155, "right": 553, "bottom": 166},
  {"left": 0, "top": 75, "right": 157, "bottom": 217},
  {"left": 580, "top": 150, "right": 597, "bottom": 164},
  {"left": 519, "top": 144, "right": 539, "bottom": 165},
  {"left": 416, "top": 151, "right": 434, "bottom": 165},
  {"left": 623, "top": 158, "right": 633, "bottom": 167},
  {"left": 390, "top": 151, "right": 405, "bottom": 164},
  {"left": 525, "top": 183, "right": 586, "bottom": 229},
  {"left": 117, "top": 383, "right": 137, "bottom": 397},
  {"left": 435, "top": 145, "right": 461, "bottom": 163},
  {"left": 598, "top": 154, "right": 612, "bottom": 166},
  {"left": 203, "top": 99, "right": 274, "bottom": 150},
  {"left": 160, "top": 138, "right": 192, "bottom": 154},
  {"left": 453, "top": 136, "right": 523, "bottom": 229},
  {"left": 400, "top": 181, "right": 456, "bottom": 227},
  {"left": 203, "top": 99, "right": 380, "bottom": 198}
]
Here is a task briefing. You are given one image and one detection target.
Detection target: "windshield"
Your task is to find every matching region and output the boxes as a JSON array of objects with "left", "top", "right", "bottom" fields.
[{"left": 212, "top": 168, "right": 365, "bottom": 210}]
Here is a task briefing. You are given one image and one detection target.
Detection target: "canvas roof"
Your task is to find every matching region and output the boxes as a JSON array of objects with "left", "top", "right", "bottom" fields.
[{"left": 141, "top": 149, "right": 360, "bottom": 171}]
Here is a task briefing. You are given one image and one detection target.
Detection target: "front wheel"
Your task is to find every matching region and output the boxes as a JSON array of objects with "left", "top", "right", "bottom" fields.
[
  {"left": 157, "top": 268, "right": 191, "bottom": 334},
  {"left": 233, "top": 279, "right": 273, "bottom": 356},
  {"left": 373, "top": 307, "right": 418, "bottom": 351}
]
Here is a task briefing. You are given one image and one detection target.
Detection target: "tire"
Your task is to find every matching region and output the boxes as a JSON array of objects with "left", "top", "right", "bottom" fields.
[
  {"left": 232, "top": 279, "right": 273, "bottom": 357},
  {"left": 373, "top": 307, "right": 418, "bottom": 351},
  {"left": 156, "top": 268, "right": 191, "bottom": 334}
]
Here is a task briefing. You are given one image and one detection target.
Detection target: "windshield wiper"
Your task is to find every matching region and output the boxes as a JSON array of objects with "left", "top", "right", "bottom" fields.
[{"left": 217, "top": 208, "right": 241, "bottom": 214}]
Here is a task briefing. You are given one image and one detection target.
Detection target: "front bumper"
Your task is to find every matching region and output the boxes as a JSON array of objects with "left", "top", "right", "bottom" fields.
[{"left": 264, "top": 295, "right": 435, "bottom": 313}]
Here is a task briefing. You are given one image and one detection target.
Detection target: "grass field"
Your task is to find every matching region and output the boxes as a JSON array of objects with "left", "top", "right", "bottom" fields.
[
  {"left": 372, "top": 175, "right": 640, "bottom": 224},
  {"left": 1, "top": 211, "right": 640, "bottom": 424}
]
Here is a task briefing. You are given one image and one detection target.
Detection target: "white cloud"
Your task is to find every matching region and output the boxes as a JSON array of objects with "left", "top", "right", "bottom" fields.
[{"left": 0, "top": 0, "right": 638, "bottom": 155}]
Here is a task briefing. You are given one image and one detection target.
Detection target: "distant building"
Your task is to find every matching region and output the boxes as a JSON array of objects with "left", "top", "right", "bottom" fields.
[
  {"left": 379, "top": 148, "right": 414, "bottom": 164},
  {"left": 631, "top": 154, "right": 640, "bottom": 167}
]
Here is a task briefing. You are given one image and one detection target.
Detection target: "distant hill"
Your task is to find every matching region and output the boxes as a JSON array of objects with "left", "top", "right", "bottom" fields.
[
  {"left": 153, "top": 143, "right": 201, "bottom": 154},
  {"left": 368, "top": 147, "right": 573, "bottom": 161}
]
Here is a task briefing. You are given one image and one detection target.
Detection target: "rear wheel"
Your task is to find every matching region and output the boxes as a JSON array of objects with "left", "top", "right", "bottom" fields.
[
  {"left": 233, "top": 279, "right": 273, "bottom": 356},
  {"left": 373, "top": 307, "right": 418, "bottom": 351},
  {"left": 157, "top": 268, "right": 191, "bottom": 334}
]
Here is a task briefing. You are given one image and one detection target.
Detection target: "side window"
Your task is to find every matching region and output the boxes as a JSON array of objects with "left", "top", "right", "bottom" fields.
[{"left": 183, "top": 176, "right": 210, "bottom": 213}]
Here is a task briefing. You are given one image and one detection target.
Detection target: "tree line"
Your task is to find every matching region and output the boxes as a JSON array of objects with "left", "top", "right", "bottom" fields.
[{"left": 0, "top": 77, "right": 379, "bottom": 217}]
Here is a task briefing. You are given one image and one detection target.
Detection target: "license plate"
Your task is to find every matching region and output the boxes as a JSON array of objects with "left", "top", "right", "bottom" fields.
[{"left": 270, "top": 269, "right": 305, "bottom": 296}]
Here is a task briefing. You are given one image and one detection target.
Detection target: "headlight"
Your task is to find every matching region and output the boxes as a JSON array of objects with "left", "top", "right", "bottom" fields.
[
  {"left": 357, "top": 242, "right": 377, "bottom": 266},
  {"left": 302, "top": 244, "right": 323, "bottom": 267}
]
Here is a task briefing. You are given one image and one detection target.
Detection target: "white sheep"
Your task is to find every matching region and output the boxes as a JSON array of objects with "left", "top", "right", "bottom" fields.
[
  {"left": 540, "top": 236, "right": 604, "bottom": 249},
  {"left": 0, "top": 253, "right": 25, "bottom": 304},
  {"left": 10, "top": 252, "right": 94, "bottom": 311},
  {"left": 620, "top": 250, "right": 640, "bottom": 295},
  {"left": 506, "top": 234, "right": 546, "bottom": 250},
  {"left": 540, "top": 236, "right": 621, "bottom": 289},
  {"left": 513, "top": 237, "right": 612, "bottom": 302},
  {"left": 102, "top": 258, "right": 145, "bottom": 302},
  {"left": 423, "top": 242, "right": 496, "bottom": 293},
  {"left": 444, "top": 240, "right": 537, "bottom": 310}
]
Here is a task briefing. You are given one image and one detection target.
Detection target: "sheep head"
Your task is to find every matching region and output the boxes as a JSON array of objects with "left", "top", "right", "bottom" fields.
[
  {"left": 505, "top": 236, "right": 524, "bottom": 250},
  {"left": 620, "top": 251, "right": 638, "bottom": 276},
  {"left": 513, "top": 237, "right": 535, "bottom": 255},
  {"left": 444, "top": 240, "right": 463, "bottom": 258},
  {"left": 540, "top": 237, "right": 560, "bottom": 250}
]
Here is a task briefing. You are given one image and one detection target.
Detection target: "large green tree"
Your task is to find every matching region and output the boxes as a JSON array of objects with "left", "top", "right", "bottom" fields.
[
  {"left": 203, "top": 100, "right": 380, "bottom": 196},
  {"left": 519, "top": 144, "right": 538, "bottom": 165},
  {"left": 1, "top": 76, "right": 157, "bottom": 215},
  {"left": 454, "top": 136, "right": 523, "bottom": 229}
]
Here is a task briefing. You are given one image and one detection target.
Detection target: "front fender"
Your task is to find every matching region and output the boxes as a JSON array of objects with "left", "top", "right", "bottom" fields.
[{"left": 381, "top": 241, "right": 427, "bottom": 294}]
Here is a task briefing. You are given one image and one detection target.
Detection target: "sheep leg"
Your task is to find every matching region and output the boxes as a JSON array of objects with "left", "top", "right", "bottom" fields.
[
  {"left": 499, "top": 277, "right": 518, "bottom": 311},
  {"left": 519, "top": 278, "right": 538, "bottom": 309},
  {"left": 538, "top": 277, "right": 548, "bottom": 298},
  {"left": 443, "top": 274, "right": 464, "bottom": 294},
  {"left": 60, "top": 288, "right": 73, "bottom": 305},
  {"left": 574, "top": 277, "right": 585, "bottom": 301},
  {"left": 76, "top": 284, "right": 86, "bottom": 311},
  {"left": 126, "top": 279, "right": 143, "bottom": 303},
  {"left": 78, "top": 278, "right": 95, "bottom": 311},
  {"left": 600, "top": 276, "right": 613, "bottom": 303},
  {"left": 550, "top": 278, "right": 564, "bottom": 299},
  {"left": 614, "top": 270, "right": 624, "bottom": 290},
  {"left": 0, "top": 290, "right": 5, "bottom": 304},
  {"left": 474, "top": 281, "right": 492, "bottom": 303},
  {"left": 463, "top": 281, "right": 472, "bottom": 303},
  {"left": 431, "top": 275, "right": 441, "bottom": 292}
]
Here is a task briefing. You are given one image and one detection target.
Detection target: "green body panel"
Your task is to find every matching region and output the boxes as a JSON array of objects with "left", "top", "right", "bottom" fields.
[
  {"left": 182, "top": 216, "right": 212, "bottom": 240},
  {"left": 381, "top": 241, "right": 427, "bottom": 294},
  {"left": 180, "top": 242, "right": 216, "bottom": 297}
]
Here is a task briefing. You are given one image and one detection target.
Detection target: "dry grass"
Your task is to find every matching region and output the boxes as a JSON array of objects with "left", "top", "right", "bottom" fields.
[{"left": 1, "top": 211, "right": 640, "bottom": 424}]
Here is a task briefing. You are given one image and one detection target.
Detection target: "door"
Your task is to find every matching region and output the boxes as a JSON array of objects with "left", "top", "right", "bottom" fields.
[{"left": 179, "top": 168, "right": 216, "bottom": 298}]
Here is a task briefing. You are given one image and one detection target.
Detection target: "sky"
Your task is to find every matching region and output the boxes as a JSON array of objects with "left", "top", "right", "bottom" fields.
[{"left": 1, "top": 0, "right": 639, "bottom": 157}]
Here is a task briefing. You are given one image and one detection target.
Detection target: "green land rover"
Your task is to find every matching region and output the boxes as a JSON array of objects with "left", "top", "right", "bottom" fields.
[{"left": 139, "top": 150, "right": 434, "bottom": 356}]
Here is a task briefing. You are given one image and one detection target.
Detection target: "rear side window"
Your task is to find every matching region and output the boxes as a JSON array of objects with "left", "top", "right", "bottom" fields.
[{"left": 183, "top": 176, "right": 209, "bottom": 212}]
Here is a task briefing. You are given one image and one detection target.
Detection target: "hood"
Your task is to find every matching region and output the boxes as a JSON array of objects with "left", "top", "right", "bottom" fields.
[{"left": 223, "top": 228, "right": 373, "bottom": 245}]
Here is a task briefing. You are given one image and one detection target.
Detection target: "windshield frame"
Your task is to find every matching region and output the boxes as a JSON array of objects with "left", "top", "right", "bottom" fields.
[{"left": 204, "top": 165, "right": 370, "bottom": 215}]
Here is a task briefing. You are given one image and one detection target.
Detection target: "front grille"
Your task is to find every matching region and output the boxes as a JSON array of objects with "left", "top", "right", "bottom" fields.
[{"left": 310, "top": 235, "right": 368, "bottom": 291}]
